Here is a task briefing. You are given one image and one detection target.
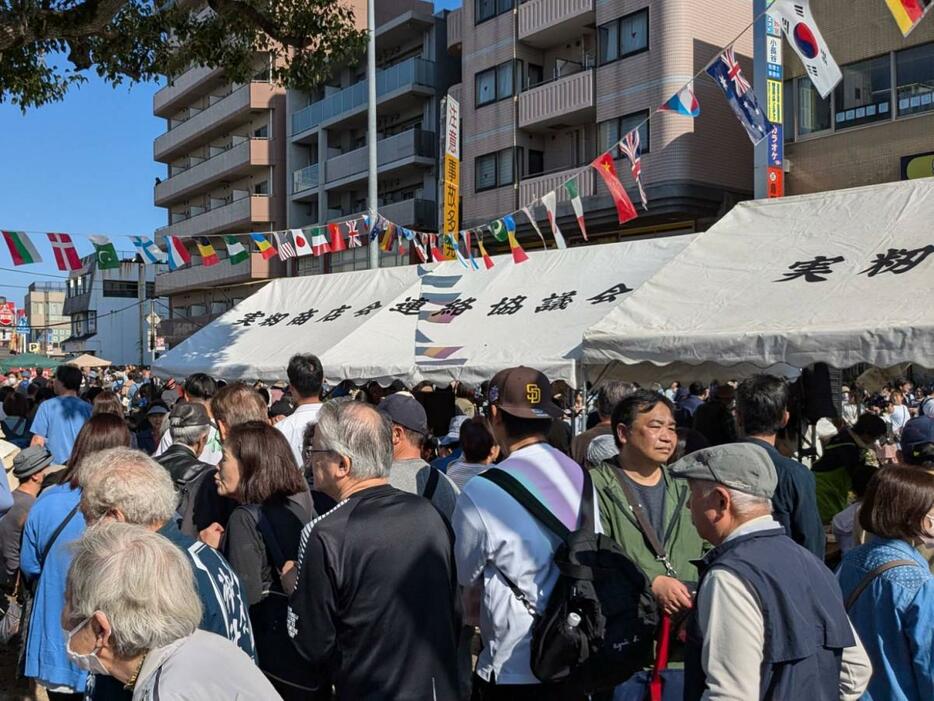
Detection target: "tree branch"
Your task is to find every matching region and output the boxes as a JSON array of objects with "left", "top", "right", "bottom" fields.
[{"left": 0, "top": 0, "right": 128, "bottom": 51}]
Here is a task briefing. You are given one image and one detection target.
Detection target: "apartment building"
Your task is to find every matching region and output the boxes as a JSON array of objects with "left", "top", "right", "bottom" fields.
[
  {"left": 62, "top": 253, "right": 166, "bottom": 365},
  {"left": 152, "top": 5, "right": 289, "bottom": 349},
  {"left": 448, "top": 0, "right": 756, "bottom": 245},
  {"left": 24, "top": 282, "right": 68, "bottom": 353},
  {"left": 782, "top": 0, "right": 934, "bottom": 194},
  {"left": 287, "top": 0, "right": 459, "bottom": 275}
]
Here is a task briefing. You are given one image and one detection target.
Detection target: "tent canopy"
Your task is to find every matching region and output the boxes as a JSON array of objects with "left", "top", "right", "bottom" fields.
[
  {"left": 0, "top": 353, "right": 62, "bottom": 372},
  {"left": 583, "top": 179, "right": 934, "bottom": 372},
  {"left": 67, "top": 353, "right": 112, "bottom": 368},
  {"left": 154, "top": 237, "right": 693, "bottom": 386}
]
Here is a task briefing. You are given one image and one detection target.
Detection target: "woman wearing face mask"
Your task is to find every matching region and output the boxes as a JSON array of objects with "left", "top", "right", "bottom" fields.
[
  {"left": 836, "top": 465, "right": 934, "bottom": 701},
  {"left": 62, "top": 521, "right": 279, "bottom": 700}
]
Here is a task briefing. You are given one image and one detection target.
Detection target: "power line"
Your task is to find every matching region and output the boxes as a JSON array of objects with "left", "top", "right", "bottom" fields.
[{"left": 0, "top": 266, "right": 70, "bottom": 280}]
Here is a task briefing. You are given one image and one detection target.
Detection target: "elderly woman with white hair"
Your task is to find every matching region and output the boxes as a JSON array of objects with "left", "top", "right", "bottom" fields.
[{"left": 62, "top": 521, "right": 279, "bottom": 701}]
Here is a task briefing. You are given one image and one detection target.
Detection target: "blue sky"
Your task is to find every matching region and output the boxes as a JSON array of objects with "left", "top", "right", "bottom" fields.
[{"left": 0, "top": 1, "right": 462, "bottom": 310}]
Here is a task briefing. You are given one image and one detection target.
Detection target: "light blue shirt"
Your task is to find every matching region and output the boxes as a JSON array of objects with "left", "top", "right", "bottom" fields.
[
  {"left": 837, "top": 538, "right": 934, "bottom": 701},
  {"left": 30, "top": 395, "right": 92, "bottom": 464}
]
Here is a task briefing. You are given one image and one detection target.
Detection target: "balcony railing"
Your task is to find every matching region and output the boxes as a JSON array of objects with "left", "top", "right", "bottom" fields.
[
  {"left": 153, "top": 65, "right": 224, "bottom": 117},
  {"left": 519, "top": 167, "right": 595, "bottom": 204},
  {"left": 292, "top": 164, "right": 320, "bottom": 194},
  {"left": 156, "top": 195, "right": 272, "bottom": 240},
  {"left": 292, "top": 57, "right": 436, "bottom": 135},
  {"left": 518, "top": 0, "right": 593, "bottom": 47},
  {"left": 327, "top": 198, "right": 437, "bottom": 230},
  {"left": 155, "top": 252, "right": 284, "bottom": 297},
  {"left": 519, "top": 69, "right": 594, "bottom": 129},
  {"left": 155, "top": 138, "right": 270, "bottom": 206},
  {"left": 326, "top": 128, "right": 436, "bottom": 184},
  {"left": 447, "top": 8, "right": 462, "bottom": 51}
]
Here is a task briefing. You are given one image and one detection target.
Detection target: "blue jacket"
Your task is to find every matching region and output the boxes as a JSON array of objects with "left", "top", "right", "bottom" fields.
[
  {"left": 837, "top": 538, "right": 934, "bottom": 701},
  {"left": 744, "top": 438, "right": 825, "bottom": 560},
  {"left": 20, "top": 484, "right": 88, "bottom": 691}
]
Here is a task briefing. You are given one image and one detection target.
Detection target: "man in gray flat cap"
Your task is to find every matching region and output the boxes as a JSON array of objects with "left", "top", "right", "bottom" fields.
[
  {"left": 669, "top": 443, "right": 871, "bottom": 701},
  {"left": 0, "top": 446, "right": 52, "bottom": 587}
]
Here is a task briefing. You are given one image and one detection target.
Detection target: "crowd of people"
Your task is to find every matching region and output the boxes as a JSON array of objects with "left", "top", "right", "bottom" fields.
[{"left": 0, "top": 357, "right": 932, "bottom": 700}]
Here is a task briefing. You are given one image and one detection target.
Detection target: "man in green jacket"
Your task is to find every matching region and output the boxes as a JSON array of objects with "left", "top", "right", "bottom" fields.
[{"left": 591, "top": 389, "right": 706, "bottom": 616}]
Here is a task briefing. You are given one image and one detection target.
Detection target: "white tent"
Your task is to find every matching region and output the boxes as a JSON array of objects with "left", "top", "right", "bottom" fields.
[
  {"left": 321, "top": 237, "right": 694, "bottom": 387},
  {"left": 583, "top": 179, "right": 934, "bottom": 373},
  {"left": 153, "top": 266, "right": 421, "bottom": 381}
]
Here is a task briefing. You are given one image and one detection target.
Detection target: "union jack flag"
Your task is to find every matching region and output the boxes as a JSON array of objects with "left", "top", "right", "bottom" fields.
[
  {"left": 618, "top": 129, "right": 648, "bottom": 211},
  {"left": 346, "top": 219, "right": 362, "bottom": 248},
  {"left": 722, "top": 47, "right": 751, "bottom": 96}
]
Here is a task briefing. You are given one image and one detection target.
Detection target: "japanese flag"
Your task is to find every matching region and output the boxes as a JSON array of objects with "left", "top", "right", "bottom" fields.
[{"left": 290, "top": 228, "right": 313, "bottom": 257}]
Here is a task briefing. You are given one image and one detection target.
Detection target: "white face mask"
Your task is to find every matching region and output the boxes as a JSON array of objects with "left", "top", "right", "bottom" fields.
[{"left": 65, "top": 617, "right": 110, "bottom": 676}]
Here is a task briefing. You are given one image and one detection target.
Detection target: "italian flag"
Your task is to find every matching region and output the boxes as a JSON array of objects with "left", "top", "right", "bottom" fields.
[
  {"left": 564, "top": 180, "right": 589, "bottom": 241},
  {"left": 224, "top": 236, "right": 249, "bottom": 265},
  {"left": 2, "top": 230, "right": 42, "bottom": 266}
]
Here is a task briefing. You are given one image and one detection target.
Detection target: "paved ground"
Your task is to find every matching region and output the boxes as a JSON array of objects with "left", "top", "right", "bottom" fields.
[{"left": 0, "top": 641, "right": 45, "bottom": 701}]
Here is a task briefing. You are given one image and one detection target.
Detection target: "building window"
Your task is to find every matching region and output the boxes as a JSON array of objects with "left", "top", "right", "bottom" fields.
[
  {"left": 896, "top": 42, "right": 934, "bottom": 117},
  {"left": 833, "top": 55, "right": 891, "bottom": 130},
  {"left": 527, "top": 64, "right": 543, "bottom": 89},
  {"left": 598, "top": 110, "right": 650, "bottom": 153},
  {"left": 475, "top": 60, "right": 519, "bottom": 107},
  {"left": 102, "top": 280, "right": 139, "bottom": 298},
  {"left": 254, "top": 180, "right": 269, "bottom": 195},
  {"left": 475, "top": 148, "right": 518, "bottom": 191},
  {"left": 599, "top": 9, "right": 649, "bottom": 65},
  {"left": 783, "top": 80, "right": 794, "bottom": 141},
  {"left": 476, "top": 0, "right": 512, "bottom": 24},
  {"left": 253, "top": 125, "right": 269, "bottom": 138},
  {"left": 528, "top": 150, "right": 544, "bottom": 176},
  {"left": 797, "top": 77, "right": 832, "bottom": 136}
]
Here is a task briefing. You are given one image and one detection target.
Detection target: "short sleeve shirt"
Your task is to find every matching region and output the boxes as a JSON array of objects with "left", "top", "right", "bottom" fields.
[{"left": 30, "top": 396, "right": 92, "bottom": 464}]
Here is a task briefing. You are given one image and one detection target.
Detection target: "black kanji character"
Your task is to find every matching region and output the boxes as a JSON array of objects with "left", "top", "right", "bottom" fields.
[
  {"left": 487, "top": 295, "right": 527, "bottom": 316},
  {"left": 354, "top": 301, "right": 383, "bottom": 317},
  {"left": 775, "top": 255, "right": 845, "bottom": 283},
  {"left": 287, "top": 308, "right": 318, "bottom": 326},
  {"left": 232, "top": 311, "right": 266, "bottom": 326},
  {"left": 437, "top": 297, "right": 477, "bottom": 317},
  {"left": 259, "top": 312, "right": 290, "bottom": 327},
  {"left": 318, "top": 305, "right": 351, "bottom": 323},
  {"left": 587, "top": 283, "right": 633, "bottom": 304},
  {"left": 389, "top": 296, "right": 429, "bottom": 316},
  {"left": 535, "top": 291, "right": 577, "bottom": 313},
  {"left": 860, "top": 245, "right": 934, "bottom": 277}
]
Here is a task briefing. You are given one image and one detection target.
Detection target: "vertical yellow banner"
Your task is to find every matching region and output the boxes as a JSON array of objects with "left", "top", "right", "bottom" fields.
[{"left": 441, "top": 96, "right": 460, "bottom": 259}]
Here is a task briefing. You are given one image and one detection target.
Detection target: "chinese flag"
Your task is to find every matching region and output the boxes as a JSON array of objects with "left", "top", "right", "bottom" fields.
[
  {"left": 328, "top": 223, "right": 346, "bottom": 253},
  {"left": 591, "top": 152, "right": 638, "bottom": 225}
]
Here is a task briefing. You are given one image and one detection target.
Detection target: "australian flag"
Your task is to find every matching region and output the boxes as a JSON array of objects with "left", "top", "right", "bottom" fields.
[{"left": 706, "top": 48, "right": 770, "bottom": 145}]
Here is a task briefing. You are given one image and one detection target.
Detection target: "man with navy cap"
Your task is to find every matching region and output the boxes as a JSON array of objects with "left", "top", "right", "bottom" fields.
[{"left": 669, "top": 443, "right": 871, "bottom": 701}]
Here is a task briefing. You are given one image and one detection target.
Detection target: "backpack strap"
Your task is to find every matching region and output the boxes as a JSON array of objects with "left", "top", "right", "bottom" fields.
[
  {"left": 40, "top": 504, "right": 80, "bottom": 569},
  {"left": 422, "top": 467, "right": 440, "bottom": 501},
  {"left": 480, "top": 468, "right": 571, "bottom": 542},
  {"left": 243, "top": 504, "right": 288, "bottom": 573},
  {"left": 611, "top": 467, "right": 678, "bottom": 578},
  {"left": 845, "top": 559, "right": 919, "bottom": 611}
]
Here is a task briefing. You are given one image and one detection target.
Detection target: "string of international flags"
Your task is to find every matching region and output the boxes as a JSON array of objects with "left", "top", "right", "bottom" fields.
[{"left": 1, "top": 0, "right": 928, "bottom": 276}]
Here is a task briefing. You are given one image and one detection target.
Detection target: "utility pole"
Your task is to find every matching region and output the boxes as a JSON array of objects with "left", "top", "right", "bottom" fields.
[
  {"left": 138, "top": 260, "right": 146, "bottom": 365},
  {"left": 367, "top": 0, "right": 379, "bottom": 270}
]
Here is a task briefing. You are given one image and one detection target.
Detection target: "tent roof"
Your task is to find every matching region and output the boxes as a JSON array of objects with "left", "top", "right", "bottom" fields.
[
  {"left": 67, "top": 353, "right": 111, "bottom": 367},
  {"left": 0, "top": 353, "right": 62, "bottom": 372},
  {"left": 583, "top": 178, "right": 934, "bottom": 371}
]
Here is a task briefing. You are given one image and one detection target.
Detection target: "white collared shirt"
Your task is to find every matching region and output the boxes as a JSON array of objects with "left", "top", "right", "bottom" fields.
[{"left": 275, "top": 403, "right": 322, "bottom": 469}]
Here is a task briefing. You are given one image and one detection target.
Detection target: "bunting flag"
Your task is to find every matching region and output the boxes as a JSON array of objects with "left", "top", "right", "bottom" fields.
[
  {"left": 345, "top": 219, "right": 363, "bottom": 248},
  {"left": 328, "top": 223, "right": 347, "bottom": 253},
  {"left": 883, "top": 0, "right": 932, "bottom": 35},
  {"left": 251, "top": 233, "right": 277, "bottom": 260},
  {"left": 476, "top": 232, "right": 495, "bottom": 270},
  {"left": 446, "top": 234, "right": 469, "bottom": 269},
  {"left": 489, "top": 218, "right": 508, "bottom": 243},
  {"left": 379, "top": 222, "right": 396, "bottom": 252},
  {"left": 706, "top": 47, "right": 770, "bottom": 145},
  {"left": 592, "top": 153, "right": 638, "bottom": 225},
  {"left": 520, "top": 206, "right": 547, "bottom": 250},
  {"left": 196, "top": 237, "right": 219, "bottom": 266},
  {"left": 772, "top": 0, "right": 841, "bottom": 98},
  {"left": 290, "top": 228, "right": 313, "bottom": 257},
  {"left": 88, "top": 235, "right": 120, "bottom": 270},
  {"left": 659, "top": 83, "right": 700, "bottom": 117},
  {"left": 429, "top": 235, "right": 445, "bottom": 263},
  {"left": 47, "top": 233, "right": 82, "bottom": 271},
  {"left": 463, "top": 230, "right": 480, "bottom": 270},
  {"left": 275, "top": 231, "right": 296, "bottom": 260},
  {"left": 495, "top": 215, "right": 527, "bottom": 264},
  {"left": 166, "top": 236, "right": 192, "bottom": 271},
  {"left": 540, "top": 191, "right": 566, "bottom": 249},
  {"left": 368, "top": 214, "right": 386, "bottom": 242},
  {"left": 564, "top": 180, "right": 589, "bottom": 241},
  {"left": 131, "top": 236, "right": 167, "bottom": 265},
  {"left": 224, "top": 236, "right": 249, "bottom": 265},
  {"left": 618, "top": 129, "right": 649, "bottom": 211},
  {"left": 310, "top": 227, "right": 331, "bottom": 256},
  {"left": 413, "top": 234, "right": 429, "bottom": 263},
  {"left": 2, "top": 231, "right": 42, "bottom": 266}
]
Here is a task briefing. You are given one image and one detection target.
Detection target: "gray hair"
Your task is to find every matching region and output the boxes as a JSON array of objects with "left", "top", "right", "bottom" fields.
[
  {"left": 597, "top": 381, "right": 635, "bottom": 418},
  {"left": 315, "top": 398, "right": 392, "bottom": 480},
  {"left": 693, "top": 480, "right": 773, "bottom": 517},
  {"left": 171, "top": 423, "right": 209, "bottom": 448},
  {"left": 65, "top": 522, "right": 202, "bottom": 658},
  {"left": 80, "top": 447, "right": 178, "bottom": 527}
]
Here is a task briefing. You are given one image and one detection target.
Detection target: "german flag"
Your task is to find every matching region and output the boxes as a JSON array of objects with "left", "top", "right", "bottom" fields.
[{"left": 884, "top": 0, "right": 931, "bottom": 36}]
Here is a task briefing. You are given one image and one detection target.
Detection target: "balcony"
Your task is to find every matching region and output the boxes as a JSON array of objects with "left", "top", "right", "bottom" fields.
[
  {"left": 155, "top": 139, "right": 272, "bottom": 207},
  {"left": 329, "top": 198, "right": 437, "bottom": 230},
  {"left": 156, "top": 195, "right": 272, "bottom": 241},
  {"left": 447, "top": 8, "right": 462, "bottom": 53},
  {"left": 153, "top": 65, "right": 226, "bottom": 118},
  {"left": 154, "top": 82, "right": 279, "bottom": 163},
  {"left": 519, "top": 69, "right": 594, "bottom": 130},
  {"left": 325, "top": 128, "right": 436, "bottom": 186},
  {"left": 518, "top": 0, "right": 593, "bottom": 48},
  {"left": 155, "top": 252, "right": 285, "bottom": 297},
  {"left": 291, "top": 57, "right": 436, "bottom": 137},
  {"left": 158, "top": 311, "right": 224, "bottom": 346},
  {"left": 519, "top": 167, "right": 595, "bottom": 204},
  {"left": 292, "top": 164, "right": 320, "bottom": 195}
]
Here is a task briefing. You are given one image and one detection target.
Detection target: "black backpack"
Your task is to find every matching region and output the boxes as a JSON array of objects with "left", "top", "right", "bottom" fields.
[{"left": 480, "top": 467, "right": 658, "bottom": 693}]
